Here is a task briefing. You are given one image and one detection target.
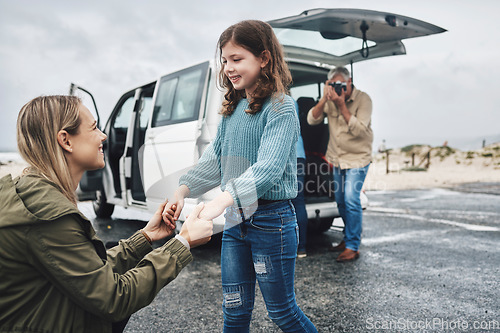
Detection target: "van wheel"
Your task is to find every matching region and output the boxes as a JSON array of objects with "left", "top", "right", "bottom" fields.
[
  {"left": 93, "top": 190, "right": 115, "bottom": 218},
  {"left": 308, "top": 217, "right": 334, "bottom": 234}
]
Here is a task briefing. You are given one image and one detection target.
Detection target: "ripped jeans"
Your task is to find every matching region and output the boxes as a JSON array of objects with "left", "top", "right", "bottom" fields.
[{"left": 221, "top": 200, "right": 317, "bottom": 333}]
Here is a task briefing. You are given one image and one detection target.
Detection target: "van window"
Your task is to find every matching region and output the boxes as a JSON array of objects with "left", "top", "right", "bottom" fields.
[
  {"left": 114, "top": 96, "right": 135, "bottom": 128},
  {"left": 152, "top": 62, "right": 209, "bottom": 127},
  {"left": 291, "top": 84, "right": 322, "bottom": 102},
  {"left": 139, "top": 94, "right": 152, "bottom": 127},
  {"left": 152, "top": 78, "right": 178, "bottom": 126}
]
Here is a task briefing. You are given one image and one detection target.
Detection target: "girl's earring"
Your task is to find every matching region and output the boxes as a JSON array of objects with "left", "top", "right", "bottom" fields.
[{"left": 262, "top": 69, "right": 270, "bottom": 82}]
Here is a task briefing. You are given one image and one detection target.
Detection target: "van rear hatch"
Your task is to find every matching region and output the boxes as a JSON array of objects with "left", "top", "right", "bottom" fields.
[{"left": 268, "top": 8, "right": 446, "bottom": 66}]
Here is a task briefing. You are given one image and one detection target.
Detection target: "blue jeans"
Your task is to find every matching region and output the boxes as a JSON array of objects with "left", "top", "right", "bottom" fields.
[
  {"left": 291, "top": 158, "right": 307, "bottom": 252},
  {"left": 333, "top": 164, "right": 370, "bottom": 251},
  {"left": 221, "top": 200, "right": 317, "bottom": 333}
]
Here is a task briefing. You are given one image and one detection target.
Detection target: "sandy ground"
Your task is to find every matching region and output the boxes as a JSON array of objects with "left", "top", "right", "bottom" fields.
[
  {"left": 1, "top": 143, "right": 500, "bottom": 191},
  {"left": 364, "top": 144, "right": 500, "bottom": 191}
]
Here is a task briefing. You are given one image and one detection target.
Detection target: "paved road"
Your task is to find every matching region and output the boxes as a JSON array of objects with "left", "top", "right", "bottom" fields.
[{"left": 78, "top": 183, "right": 500, "bottom": 332}]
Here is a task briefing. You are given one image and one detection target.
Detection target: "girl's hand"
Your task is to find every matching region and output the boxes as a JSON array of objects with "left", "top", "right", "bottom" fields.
[
  {"left": 143, "top": 200, "right": 176, "bottom": 242},
  {"left": 162, "top": 185, "right": 190, "bottom": 226},
  {"left": 162, "top": 204, "right": 177, "bottom": 228},
  {"left": 199, "top": 191, "right": 234, "bottom": 221},
  {"left": 198, "top": 200, "right": 226, "bottom": 221}
]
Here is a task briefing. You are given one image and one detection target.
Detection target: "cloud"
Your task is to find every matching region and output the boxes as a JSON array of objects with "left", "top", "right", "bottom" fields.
[{"left": 0, "top": 0, "right": 499, "bottom": 152}]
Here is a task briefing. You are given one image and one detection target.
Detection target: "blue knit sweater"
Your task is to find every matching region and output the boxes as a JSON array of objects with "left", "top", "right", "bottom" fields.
[{"left": 179, "top": 94, "right": 299, "bottom": 207}]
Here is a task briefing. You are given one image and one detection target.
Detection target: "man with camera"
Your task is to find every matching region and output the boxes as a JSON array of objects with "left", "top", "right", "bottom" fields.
[{"left": 307, "top": 66, "right": 373, "bottom": 262}]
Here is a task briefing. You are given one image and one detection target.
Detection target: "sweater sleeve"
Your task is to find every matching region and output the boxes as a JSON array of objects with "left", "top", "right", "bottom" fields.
[
  {"left": 27, "top": 215, "right": 192, "bottom": 322},
  {"left": 178, "top": 120, "right": 223, "bottom": 198},
  {"left": 225, "top": 98, "right": 299, "bottom": 207}
]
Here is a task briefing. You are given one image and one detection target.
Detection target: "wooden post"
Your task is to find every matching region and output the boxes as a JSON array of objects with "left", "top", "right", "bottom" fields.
[
  {"left": 386, "top": 150, "right": 390, "bottom": 174},
  {"left": 412, "top": 153, "right": 415, "bottom": 166}
]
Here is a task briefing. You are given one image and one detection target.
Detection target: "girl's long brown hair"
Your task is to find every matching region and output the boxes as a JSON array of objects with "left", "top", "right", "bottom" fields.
[
  {"left": 17, "top": 95, "right": 82, "bottom": 205},
  {"left": 217, "top": 20, "right": 292, "bottom": 116}
]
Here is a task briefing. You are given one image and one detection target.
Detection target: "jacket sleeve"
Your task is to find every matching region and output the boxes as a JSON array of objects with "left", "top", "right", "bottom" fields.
[
  {"left": 307, "top": 105, "right": 325, "bottom": 125},
  {"left": 26, "top": 215, "right": 192, "bottom": 322},
  {"left": 105, "top": 231, "right": 153, "bottom": 275},
  {"left": 347, "top": 93, "right": 373, "bottom": 139}
]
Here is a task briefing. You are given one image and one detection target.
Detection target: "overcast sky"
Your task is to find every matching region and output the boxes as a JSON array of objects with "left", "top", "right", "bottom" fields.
[{"left": 1, "top": 0, "right": 499, "bottom": 152}]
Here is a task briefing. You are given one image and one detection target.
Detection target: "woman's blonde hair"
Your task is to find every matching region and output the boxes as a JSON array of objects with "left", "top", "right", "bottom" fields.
[
  {"left": 17, "top": 95, "right": 82, "bottom": 204},
  {"left": 217, "top": 20, "right": 292, "bottom": 116}
]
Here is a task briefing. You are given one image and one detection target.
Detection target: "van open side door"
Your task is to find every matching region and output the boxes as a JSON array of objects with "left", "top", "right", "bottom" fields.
[
  {"left": 69, "top": 83, "right": 103, "bottom": 200},
  {"left": 120, "top": 82, "right": 156, "bottom": 207},
  {"left": 142, "top": 61, "right": 211, "bottom": 209}
]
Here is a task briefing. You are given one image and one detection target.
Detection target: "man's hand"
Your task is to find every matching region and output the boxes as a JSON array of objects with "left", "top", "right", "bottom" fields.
[
  {"left": 325, "top": 79, "right": 350, "bottom": 122},
  {"left": 328, "top": 82, "right": 346, "bottom": 107}
]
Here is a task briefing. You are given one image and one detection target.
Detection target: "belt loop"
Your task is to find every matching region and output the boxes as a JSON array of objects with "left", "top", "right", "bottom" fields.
[
  {"left": 289, "top": 199, "right": 295, "bottom": 214},
  {"left": 238, "top": 207, "right": 246, "bottom": 222}
]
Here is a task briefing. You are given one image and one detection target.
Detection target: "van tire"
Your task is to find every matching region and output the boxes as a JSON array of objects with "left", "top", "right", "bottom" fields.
[
  {"left": 308, "top": 217, "right": 334, "bottom": 234},
  {"left": 93, "top": 190, "right": 115, "bottom": 218}
]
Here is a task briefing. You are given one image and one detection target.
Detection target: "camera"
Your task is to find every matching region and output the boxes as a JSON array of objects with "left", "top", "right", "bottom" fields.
[{"left": 328, "top": 81, "right": 347, "bottom": 95}]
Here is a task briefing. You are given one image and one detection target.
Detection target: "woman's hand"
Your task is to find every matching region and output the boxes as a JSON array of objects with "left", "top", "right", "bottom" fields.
[
  {"left": 180, "top": 202, "right": 214, "bottom": 248},
  {"left": 162, "top": 185, "right": 190, "bottom": 227},
  {"left": 143, "top": 200, "right": 176, "bottom": 243}
]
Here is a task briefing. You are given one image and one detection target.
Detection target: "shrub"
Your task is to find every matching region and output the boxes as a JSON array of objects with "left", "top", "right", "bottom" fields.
[
  {"left": 434, "top": 146, "right": 455, "bottom": 160},
  {"left": 401, "top": 144, "right": 425, "bottom": 153},
  {"left": 402, "top": 166, "right": 427, "bottom": 172}
]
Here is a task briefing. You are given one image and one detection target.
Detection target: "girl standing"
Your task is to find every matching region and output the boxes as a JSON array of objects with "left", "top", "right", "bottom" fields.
[{"left": 164, "top": 20, "right": 317, "bottom": 332}]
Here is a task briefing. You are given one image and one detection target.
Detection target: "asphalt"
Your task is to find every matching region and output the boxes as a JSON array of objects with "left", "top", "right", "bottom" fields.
[{"left": 78, "top": 182, "right": 500, "bottom": 332}]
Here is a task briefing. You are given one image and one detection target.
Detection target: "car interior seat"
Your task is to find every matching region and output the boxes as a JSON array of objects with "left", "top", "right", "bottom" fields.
[{"left": 296, "top": 96, "right": 334, "bottom": 199}]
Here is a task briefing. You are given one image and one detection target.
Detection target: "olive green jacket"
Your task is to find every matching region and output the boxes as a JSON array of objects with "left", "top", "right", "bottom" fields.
[{"left": 0, "top": 174, "right": 192, "bottom": 333}]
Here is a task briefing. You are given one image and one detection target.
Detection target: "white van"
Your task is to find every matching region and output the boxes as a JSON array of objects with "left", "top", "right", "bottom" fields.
[{"left": 75, "top": 8, "right": 445, "bottom": 234}]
